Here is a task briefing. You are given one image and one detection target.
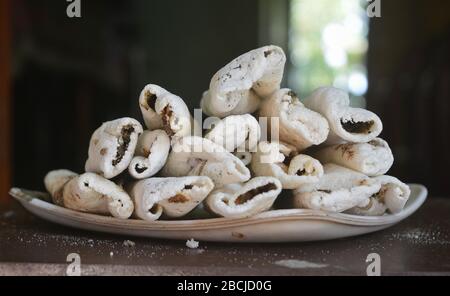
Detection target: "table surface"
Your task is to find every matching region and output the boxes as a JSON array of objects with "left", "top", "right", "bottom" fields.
[{"left": 0, "top": 197, "right": 449, "bottom": 276}]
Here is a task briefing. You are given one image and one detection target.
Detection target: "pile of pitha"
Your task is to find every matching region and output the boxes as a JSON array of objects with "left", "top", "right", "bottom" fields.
[{"left": 44, "top": 45, "right": 410, "bottom": 221}]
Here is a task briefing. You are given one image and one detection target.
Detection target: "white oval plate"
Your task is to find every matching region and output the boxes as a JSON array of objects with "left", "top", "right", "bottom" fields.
[{"left": 9, "top": 184, "right": 427, "bottom": 243}]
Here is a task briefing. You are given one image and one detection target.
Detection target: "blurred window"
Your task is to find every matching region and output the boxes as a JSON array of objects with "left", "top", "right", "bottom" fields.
[{"left": 289, "top": 0, "right": 368, "bottom": 106}]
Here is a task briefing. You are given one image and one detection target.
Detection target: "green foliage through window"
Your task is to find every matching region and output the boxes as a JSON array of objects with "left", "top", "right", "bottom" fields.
[{"left": 289, "top": 0, "right": 369, "bottom": 106}]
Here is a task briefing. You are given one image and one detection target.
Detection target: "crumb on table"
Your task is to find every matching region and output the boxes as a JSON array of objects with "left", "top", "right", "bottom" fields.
[
  {"left": 123, "top": 240, "right": 135, "bottom": 247},
  {"left": 186, "top": 238, "right": 199, "bottom": 249}
]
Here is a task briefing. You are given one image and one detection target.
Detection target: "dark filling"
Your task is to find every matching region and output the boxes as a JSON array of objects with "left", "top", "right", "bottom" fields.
[
  {"left": 336, "top": 143, "right": 355, "bottom": 159},
  {"left": 100, "top": 148, "right": 108, "bottom": 156},
  {"left": 282, "top": 152, "right": 296, "bottom": 166},
  {"left": 279, "top": 152, "right": 297, "bottom": 173},
  {"left": 264, "top": 50, "right": 273, "bottom": 58},
  {"left": 297, "top": 169, "right": 306, "bottom": 176},
  {"left": 161, "top": 105, "right": 175, "bottom": 137},
  {"left": 184, "top": 184, "right": 193, "bottom": 190},
  {"left": 135, "top": 164, "right": 147, "bottom": 174},
  {"left": 235, "top": 183, "right": 277, "bottom": 205},
  {"left": 359, "top": 179, "right": 369, "bottom": 186},
  {"left": 287, "top": 90, "right": 298, "bottom": 98},
  {"left": 371, "top": 187, "right": 387, "bottom": 200},
  {"left": 317, "top": 189, "right": 331, "bottom": 194},
  {"left": 145, "top": 91, "right": 157, "bottom": 110},
  {"left": 112, "top": 125, "right": 135, "bottom": 166},
  {"left": 168, "top": 194, "right": 190, "bottom": 203},
  {"left": 341, "top": 119, "right": 374, "bottom": 134},
  {"left": 142, "top": 148, "right": 151, "bottom": 158},
  {"left": 149, "top": 204, "right": 160, "bottom": 214}
]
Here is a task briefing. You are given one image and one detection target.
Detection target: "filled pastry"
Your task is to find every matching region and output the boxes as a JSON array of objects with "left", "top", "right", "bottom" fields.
[
  {"left": 128, "top": 176, "right": 214, "bottom": 221},
  {"left": 292, "top": 164, "right": 381, "bottom": 212},
  {"left": 346, "top": 175, "right": 411, "bottom": 216},
  {"left": 259, "top": 88, "right": 329, "bottom": 151},
  {"left": 251, "top": 141, "right": 323, "bottom": 189},
  {"left": 40, "top": 45, "right": 413, "bottom": 223},
  {"left": 201, "top": 45, "right": 286, "bottom": 117},
  {"left": 205, "top": 177, "right": 282, "bottom": 218},
  {"left": 44, "top": 169, "right": 134, "bottom": 219},
  {"left": 303, "top": 87, "right": 383, "bottom": 145},
  {"left": 162, "top": 136, "right": 251, "bottom": 187},
  {"left": 128, "top": 129, "right": 171, "bottom": 179},
  {"left": 205, "top": 114, "right": 260, "bottom": 153},
  {"left": 85, "top": 117, "right": 143, "bottom": 179},
  {"left": 311, "top": 138, "right": 394, "bottom": 176},
  {"left": 139, "top": 84, "right": 197, "bottom": 138}
]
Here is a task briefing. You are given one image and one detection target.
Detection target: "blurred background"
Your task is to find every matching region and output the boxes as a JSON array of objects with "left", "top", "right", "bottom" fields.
[{"left": 0, "top": 0, "right": 449, "bottom": 203}]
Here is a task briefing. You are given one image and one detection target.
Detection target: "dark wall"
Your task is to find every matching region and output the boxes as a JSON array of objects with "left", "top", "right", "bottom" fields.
[
  {"left": 1, "top": 0, "right": 12, "bottom": 203},
  {"left": 12, "top": 0, "right": 260, "bottom": 190},
  {"left": 367, "top": 0, "right": 450, "bottom": 196}
]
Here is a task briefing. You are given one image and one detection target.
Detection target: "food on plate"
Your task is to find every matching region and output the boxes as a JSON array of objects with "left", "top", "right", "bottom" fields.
[
  {"left": 346, "top": 175, "right": 411, "bottom": 216},
  {"left": 127, "top": 176, "right": 214, "bottom": 221},
  {"left": 85, "top": 117, "right": 143, "bottom": 179},
  {"left": 44, "top": 169, "right": 134, "bottom": 219},
  {"left": 292, "top": 164, "right": 380, "bottom": 212},
  {"left": 303, "top": 86, "right": 383, "bottom": 145},
  {"left": 128, "top": 129, "right": 170, "bottom": 179},
  {"left": 259, "top": 88, "right": 329, "bottom": 151},
  {"left": 251, "top": 141, "right": 323, "bottom": 189},
  {"left": 205, "top": 114, "right": 260, "bottom": 153},
  {"left": 161, "top": 136, "right": 251, "bottom": 187},
  {"left": 234, "top": 151, "right": 252, "bottom": 166},
  {"left": 373, "top": 175, "right": 411, "bottom": 214},
  {"left": 345, "top": 195, "right": 388, "bottom": 216},
  {"left": 205, "top": 177, "right": 282, "bottom": 218},
  {"left": 311, "top": 138, "right": 394, "bottom": 177},
  {"left": 40, "top": 45, "right": 412, "bottom": 222},
  {"left": 139, "top": 84, "right": 197, "bottom": 138},
  {"left": 201, "top": 45, "right": 286, "bottom": 117}
]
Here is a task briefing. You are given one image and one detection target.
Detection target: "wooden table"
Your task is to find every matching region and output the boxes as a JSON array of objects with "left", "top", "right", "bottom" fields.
[{"left": 0, "top": 198, "right": 449, "bottom": 276}]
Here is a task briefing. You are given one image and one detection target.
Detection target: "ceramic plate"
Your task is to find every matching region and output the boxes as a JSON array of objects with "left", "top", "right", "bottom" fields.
[{"left": 9, "top": 184, "right": 427, "bottom": 242}]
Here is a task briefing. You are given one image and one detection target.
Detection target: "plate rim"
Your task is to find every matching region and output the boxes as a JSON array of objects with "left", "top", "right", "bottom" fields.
[{"left": 9, "top": 184, "right": 427, "bottom": 231}]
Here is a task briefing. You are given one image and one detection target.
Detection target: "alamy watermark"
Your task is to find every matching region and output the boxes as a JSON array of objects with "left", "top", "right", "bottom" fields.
[
  {"left": 66, "top": 1, "right": 380, "bottom": 20},
  {"left": 64, "top": 252, "right": 381, "bottom": 276},
  {"left": 367, "top": 0, "right": 381, "bottom": 18},
  {"left": 66, "top": 253, "right": 81, "bottom": 276},
  {"left": 66, "top": 0, "right": 81, "bottom": 18},
  {"left": 366, "top": 253, "right": 381, "bottom": 276},
  {"left": 170, "top": 109, "right": 279, "bottom": 161}
]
